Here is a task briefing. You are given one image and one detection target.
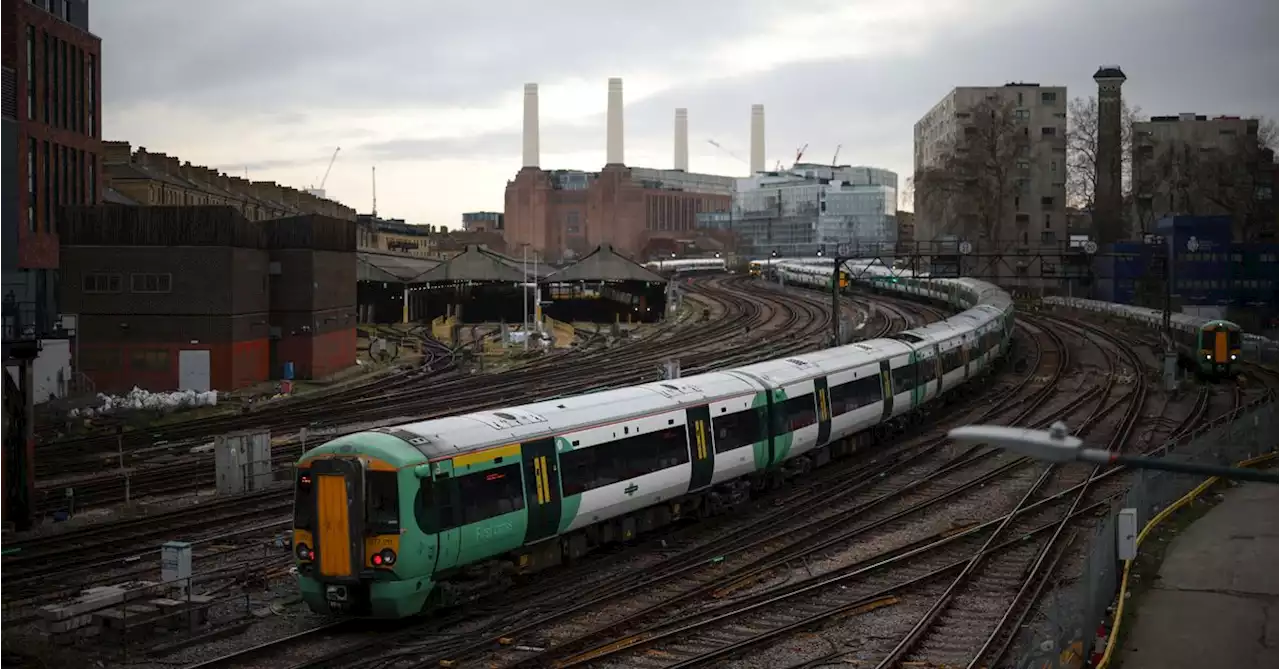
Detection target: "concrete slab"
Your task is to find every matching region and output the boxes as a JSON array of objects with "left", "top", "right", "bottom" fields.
[{"left": 1119, "top": 482, "right": 1280, "bottom": 669}]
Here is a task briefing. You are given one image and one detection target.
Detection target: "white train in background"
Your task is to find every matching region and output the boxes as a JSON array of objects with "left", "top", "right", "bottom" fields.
[
  {"left": 644, "top": 257, "right": 727, "bottom": 274},
  {"left": 1043, "top": 296, "right": 1277, "bottom": 373}
]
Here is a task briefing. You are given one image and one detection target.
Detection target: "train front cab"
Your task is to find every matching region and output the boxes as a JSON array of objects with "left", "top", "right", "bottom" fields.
[
  {"left": 295, "top": 434, "right": 433, "bottom": 619},
  {"left": 1200, "top": 321, "right": 1242, "bottom": 376}
]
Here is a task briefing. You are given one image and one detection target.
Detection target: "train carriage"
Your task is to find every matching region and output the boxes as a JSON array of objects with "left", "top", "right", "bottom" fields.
[{"left": 293, "top": 264, "right": 1019, "bottom": 619}]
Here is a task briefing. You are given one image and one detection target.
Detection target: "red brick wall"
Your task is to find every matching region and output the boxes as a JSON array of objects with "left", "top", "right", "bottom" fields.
[
  {"left": 13, "top": 1, "right": 105, "bottom": 270},
  {"left": 230, "top": 339, "right": 269, "bottom": 390},
  {"left": 275, "top": 327, "right": 355, "bottom": 380},
  {"left": 79, "top": 339, "right": 269, "bottom": 395}
]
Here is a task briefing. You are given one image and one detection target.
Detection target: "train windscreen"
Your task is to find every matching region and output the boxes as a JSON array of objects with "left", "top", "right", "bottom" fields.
[
  {"left": 366, "top": 471, "right": 401, "bottom": 534},
  {"left": 294, "top": 470, "right": 314, "bottom": 530}
]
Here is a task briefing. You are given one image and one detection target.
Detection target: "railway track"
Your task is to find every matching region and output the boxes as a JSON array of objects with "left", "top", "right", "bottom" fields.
[
  {"left": 30, "top": 276, "right": 833, "bottom": 510},
  {"left": 322, "top": 314, "right": 1211, "bottom": 669},
  {"left": 3, "top": 278, "right": 937, "bottom": 625},
  {"left": 159, "top": 301, "right": 1020, "bottom": 669},
  {"left": 174, "top": 316, "right": 1049, "bottom": 669}
]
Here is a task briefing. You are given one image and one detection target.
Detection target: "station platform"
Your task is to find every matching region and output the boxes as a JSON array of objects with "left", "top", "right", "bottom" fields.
[{"left": 1116, "top": 482, "right": 1278, "bottom": 669}]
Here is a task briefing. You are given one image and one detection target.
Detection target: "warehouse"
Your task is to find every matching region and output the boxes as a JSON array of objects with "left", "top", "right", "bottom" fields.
[{"left": 59, "top": 206, "right": 358, "bottom": 393}]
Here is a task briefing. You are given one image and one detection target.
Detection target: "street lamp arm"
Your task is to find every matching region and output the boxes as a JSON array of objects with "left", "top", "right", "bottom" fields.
[
  {"left": 949, "top": 423, "right": 1278, "bottom": 484},
  {"left": 1083, "top": 449, "right": 1279, "bottom": 484}
]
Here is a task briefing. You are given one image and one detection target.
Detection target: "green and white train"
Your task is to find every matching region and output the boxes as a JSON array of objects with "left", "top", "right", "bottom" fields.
[{"left": 292, "top": 270, "right": 1015, "bottom": 618}]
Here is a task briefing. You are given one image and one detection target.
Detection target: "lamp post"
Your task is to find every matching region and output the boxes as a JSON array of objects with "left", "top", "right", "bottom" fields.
[
  {"left": 829, "top": 242, "right": 857, "bottom": 347},
  {"left": 521, "top": 244, "right": 529, "bottom": 351},
  {"left": 948, "top": 422, "right": 1278, "bottom": 483}
]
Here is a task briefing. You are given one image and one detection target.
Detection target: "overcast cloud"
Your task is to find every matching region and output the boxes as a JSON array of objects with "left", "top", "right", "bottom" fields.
[{"left": 95, "top": 0, "right": 1278, "bottom": 227}]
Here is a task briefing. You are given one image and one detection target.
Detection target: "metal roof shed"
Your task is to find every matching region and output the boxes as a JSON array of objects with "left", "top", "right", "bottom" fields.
[{"left": 545, "top": 244, "right": 666, "bottom": 283}]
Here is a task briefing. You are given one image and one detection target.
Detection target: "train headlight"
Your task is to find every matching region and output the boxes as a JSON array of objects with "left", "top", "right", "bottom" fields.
[
  {"left": 1230, "top": 354, "right": 1237, "bottom": 361},
  {"left": 296, "top": 543, "right": 314, "bottom": 561},
  {"left": 372, "top": 548, "right": 397, "bottom": 567},
  {"left": 1204, "top": 354, "right": 1211, "bottom": 360}
]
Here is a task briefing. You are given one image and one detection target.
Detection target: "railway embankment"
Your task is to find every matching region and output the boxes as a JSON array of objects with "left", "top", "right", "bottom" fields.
[{"left": 1109, "top": 481, "right": 1278, "bottom": 669}]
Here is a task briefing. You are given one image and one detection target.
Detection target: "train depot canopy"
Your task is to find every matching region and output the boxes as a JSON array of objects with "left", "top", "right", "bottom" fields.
[
  {"left": 546, "top": 244, "right": 666, "bottom": 283},
  {"left": 544, "top": 244, "right": 667, "bottom": 324},
  {"left": 357, "top": 251, "right": 441, "bottom": 283}
]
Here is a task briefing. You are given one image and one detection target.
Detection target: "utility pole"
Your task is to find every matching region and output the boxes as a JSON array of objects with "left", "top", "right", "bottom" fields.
[{"left": 522, "top": 244, "right": 529, "bottom": 351}]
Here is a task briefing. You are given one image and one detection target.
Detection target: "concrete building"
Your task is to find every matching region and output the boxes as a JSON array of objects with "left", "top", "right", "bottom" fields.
[
  {"left": 1131, "top": 114, "right": 1277, "bottom": 240},
  {"left": 3, "top": 0, "right": 103, "bottom": 351},
  {"left": 504, "top": 79, "right": 736, "bottom": 261},
  {"left": 357, "top": 215, "right": 435, "bottom": 257},
  {"left": 729, "top": 165, "right": 898, "bottom": 257},
  {"left": 913, "top": 82, "right": 1069, "bottom": 246},
  {"left": 60, "top": 206, "right": 357, "bottom": 393},
  {"left": 461, "top": 211, "right": 503, "bottom": 232},
  {"left": 103, "top": 142, "right": 356, "bottom": 222},
  {"left": 896, "top": 210, "right": 916, "bottom": 251}
]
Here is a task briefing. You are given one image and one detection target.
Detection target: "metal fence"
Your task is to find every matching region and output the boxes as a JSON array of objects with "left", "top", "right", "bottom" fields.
[{"left": 1012, "top": 395, "right": 1279, "bottom": 669}]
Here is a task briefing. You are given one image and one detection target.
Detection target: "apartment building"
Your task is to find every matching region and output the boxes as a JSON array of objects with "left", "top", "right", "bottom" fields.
[
  {"left": 913, "top": 83, "right": 1068, "bottom": 248},
  {"left": 1131, "top": 114, "right": 1276, "bottom": 240}
]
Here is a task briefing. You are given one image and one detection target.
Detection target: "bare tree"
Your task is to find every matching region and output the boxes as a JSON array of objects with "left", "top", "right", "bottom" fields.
[
  {"left": 1065, "top": 95, "right": 1143, "bottom": 211},
  {"left": 1134, "top": 116, "right": 1278, "bottom": 240},
  {"left": 914, "top": 96, "right": 1029, "bottom": 244}
]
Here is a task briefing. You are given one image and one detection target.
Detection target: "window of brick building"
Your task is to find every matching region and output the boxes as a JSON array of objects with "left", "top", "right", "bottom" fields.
[
  {"left": 131, "top": 273, "right": 173, "bottom": 293},
  {"left": 83, "top": 273, "right": 122, "bottom": 293}
]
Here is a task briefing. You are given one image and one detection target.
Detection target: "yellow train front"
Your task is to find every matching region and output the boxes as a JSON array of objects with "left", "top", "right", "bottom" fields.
[{"left": 1194, "top": 320, "right": 1243, "bottom": 379}]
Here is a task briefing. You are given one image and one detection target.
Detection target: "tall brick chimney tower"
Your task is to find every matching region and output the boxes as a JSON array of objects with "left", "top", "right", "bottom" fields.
[{"left": 1093, "top": 66, "right": 1127, "bottom": 244}]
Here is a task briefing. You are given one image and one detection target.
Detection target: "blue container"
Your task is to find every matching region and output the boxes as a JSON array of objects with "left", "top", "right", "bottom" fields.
[{"left": 282, "top": 361, "right": 295, "bottom": 380}]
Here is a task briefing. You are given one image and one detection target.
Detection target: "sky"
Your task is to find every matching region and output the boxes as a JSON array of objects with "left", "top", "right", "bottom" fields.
[{"left": 94, "top": 0, "right": 1278, "bottom": 229}]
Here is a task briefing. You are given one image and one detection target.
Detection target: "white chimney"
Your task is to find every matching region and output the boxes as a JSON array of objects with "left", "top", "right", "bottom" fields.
[
  {"left": 674, "top": 108, "right": 689, "bottom": 172},
  {"left": 750, "top": 104, "right": 765, "bottom": 174},
  {"left": 606, "top": 78, "right": 624, "bottom": 165},
  {"left": 522, "top": 83, "right": 540, "bottom": 168}
]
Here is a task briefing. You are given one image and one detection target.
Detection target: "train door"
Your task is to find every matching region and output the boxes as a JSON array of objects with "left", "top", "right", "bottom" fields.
[
  {"left": 765, "top": 390, "right": 781, "bottom": 467},
  {"left": 1213, "top": 329, "right": 1228, "bottom": 364},
  {"left": 879, "top": 361, "right": 893, "bottom": 420},
  {"left": 308, "top": 457, "right": 365, "bottom": 580},
  {"left": 933, "top": 344, "right": 943, "bottom": 397},
  {"left": 431, "top": 461, "right": 462, "bottom": 572},
  {"left": 684, "top": 406, "right": 715, "bottom": 491},
  {"left": 520, "top": 438, "right": 561, "bottom": 544},
  {"left": 813, "top": 376, "right": 832, "bottom": 447}
]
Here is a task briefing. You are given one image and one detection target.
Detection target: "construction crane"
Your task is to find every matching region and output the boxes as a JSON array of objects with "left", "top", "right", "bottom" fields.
[
  {"left": 706, "top": 139, "right": 746, "bottom": 164},
  {"left": 793, "top": 143, "right": 808, "bottom": 166},
  {"left": 831, "top": 144, "right": 842, "bottom": 166},
  {"left": 316, "top": 147, "right": 341, "bottom": 190}
]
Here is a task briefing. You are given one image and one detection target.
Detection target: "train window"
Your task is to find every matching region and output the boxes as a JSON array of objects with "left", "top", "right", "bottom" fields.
[
  {"left": 940, "top": 347, "right": 965, "bottom": 372},
  {"left": 365, "top": 471, "right": 401, "bottom": 534},
  {"left": 458, "top": 464, "right": 526, "bottom": 524},
  {"left": 560, "top": 427, "right": 690, "bottom": 496},
  {"left": 293, "top": 470, "right": 314, "bottom": 531},
  {"left": 891, "top": 363, "right": 916, "bottom": 394},
  {"left": 828, "top": 375, "right": 882, "bottom": 415},
  {"left": 917, "top": 357, "right": 939, "bottom": 383},
  {"left": 712, "top": 408, "right": 765, "bottom": 452},
  {"left": 774, "top": 394, "right": 817, "bottom": 435}
]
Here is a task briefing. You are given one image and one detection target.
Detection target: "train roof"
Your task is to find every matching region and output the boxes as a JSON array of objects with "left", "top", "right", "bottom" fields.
[
  {"left": 726, "top": 340, "right": 911, "bottom": 387},
  {"left": 374, "top": 370, "right": 763, "bottom": 461}
]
